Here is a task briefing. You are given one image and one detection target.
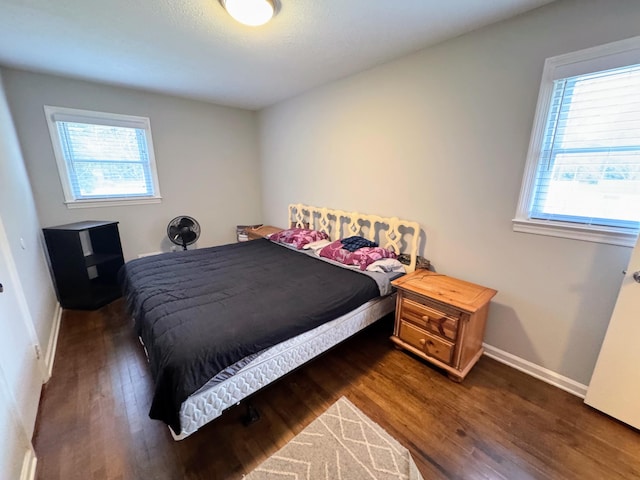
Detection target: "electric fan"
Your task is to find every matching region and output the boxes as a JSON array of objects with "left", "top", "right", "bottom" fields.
[{"left": 167, "top": 216, "right": 201, "bottom": 251}]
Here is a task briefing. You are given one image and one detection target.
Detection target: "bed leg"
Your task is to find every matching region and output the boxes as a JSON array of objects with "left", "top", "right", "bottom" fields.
[{"left": 241, "top": 403, "right": 261, "bottom": 426}]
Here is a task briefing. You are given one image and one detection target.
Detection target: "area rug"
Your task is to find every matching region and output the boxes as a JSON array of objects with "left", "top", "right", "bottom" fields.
[{"left": 244, "top": 397, "right": 424, "bottom": 480}]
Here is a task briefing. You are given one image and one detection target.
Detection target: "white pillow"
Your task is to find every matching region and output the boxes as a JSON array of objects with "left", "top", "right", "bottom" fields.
[
  {"left": 302, "top": 239, "right": 332, "bottom": 254},
  {"left": 366, "top": 258, "right": 406, "bottom": 273}
]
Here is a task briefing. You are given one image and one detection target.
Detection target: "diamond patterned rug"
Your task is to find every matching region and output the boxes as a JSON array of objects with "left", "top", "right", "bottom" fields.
[{"left": 244, "top": 397, "right": 424, "bottom": 480}]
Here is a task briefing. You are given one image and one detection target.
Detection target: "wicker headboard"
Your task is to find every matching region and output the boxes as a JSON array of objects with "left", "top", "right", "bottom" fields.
[{"left": 288, "top": 204, "right": 421, "bottom": 272}]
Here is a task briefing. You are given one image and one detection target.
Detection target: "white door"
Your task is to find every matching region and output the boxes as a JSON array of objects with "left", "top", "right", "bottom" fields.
[
  {"left": 0, "top": 218, "right": 39, "bottom": 478},
  {"left": 585, "top": 236, "right": 640, "bottom": 429}
]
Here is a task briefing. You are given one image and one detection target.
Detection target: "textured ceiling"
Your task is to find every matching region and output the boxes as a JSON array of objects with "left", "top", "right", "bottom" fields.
[{"left": 0, "top": 0, "right": 555, "bottom": 110}]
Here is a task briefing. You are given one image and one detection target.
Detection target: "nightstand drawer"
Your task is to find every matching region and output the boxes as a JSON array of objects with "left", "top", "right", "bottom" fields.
[
  {"left": 402, "top": 291, "right": 462, "bottom": 319},
  {"left": 399, "top": 297, "right": 458, "bottom": 341},
  {"left": 398, "top": 321, "right": 454, "bottom": 365}
]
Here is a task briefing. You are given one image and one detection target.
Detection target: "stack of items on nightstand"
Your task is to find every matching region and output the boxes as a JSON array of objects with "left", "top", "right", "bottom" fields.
[{"left": 236, "top": 224, "right": 263, "bottom": 242}]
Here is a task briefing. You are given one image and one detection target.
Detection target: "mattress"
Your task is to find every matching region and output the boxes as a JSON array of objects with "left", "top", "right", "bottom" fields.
[
  {"left": 173, "top": 294, "right": 395, "bottom": 439},
  {"left": 120, "top": 239, "right": 383, "bottom": 433}
]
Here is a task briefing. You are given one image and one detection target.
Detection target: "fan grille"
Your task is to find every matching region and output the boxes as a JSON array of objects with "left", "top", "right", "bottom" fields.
[{"left": 167, "top": 216, "right": 201, "bottom": 250}]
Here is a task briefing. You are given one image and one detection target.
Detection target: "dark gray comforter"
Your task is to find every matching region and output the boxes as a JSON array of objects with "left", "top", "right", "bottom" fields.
[{"left": 118, "top": 239, "right": 380, "bottom": 433}]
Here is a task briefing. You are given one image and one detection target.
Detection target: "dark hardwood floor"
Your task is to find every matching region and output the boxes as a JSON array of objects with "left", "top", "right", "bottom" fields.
[{"left": 33, "top": 300, "right": 640, "bottom": 480}]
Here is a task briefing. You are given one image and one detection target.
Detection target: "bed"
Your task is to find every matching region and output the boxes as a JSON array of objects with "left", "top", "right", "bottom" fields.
[{"left": 119, "top": 204, "right": 420, "bottom": 439}]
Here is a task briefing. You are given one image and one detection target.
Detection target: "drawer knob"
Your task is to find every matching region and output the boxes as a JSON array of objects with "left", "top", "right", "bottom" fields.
[
  {"left": 419, "top": 338, "right": 426, "bottom": 346},
  {"left": 422, "top": 315, "right": 446, "bottom": 335}
]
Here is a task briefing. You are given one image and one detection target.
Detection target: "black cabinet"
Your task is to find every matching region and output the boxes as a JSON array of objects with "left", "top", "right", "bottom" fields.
[{"left": 43, "top": 221, "right": 124, "bottom": 310}]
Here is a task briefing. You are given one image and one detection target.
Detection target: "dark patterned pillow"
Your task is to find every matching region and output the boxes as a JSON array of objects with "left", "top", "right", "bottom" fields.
[
  {"left": 319, "top": 241, "right": 396, "bottom": 270},
  {"left": 340, "top": 236, "right": 378, "bottom": 252}
]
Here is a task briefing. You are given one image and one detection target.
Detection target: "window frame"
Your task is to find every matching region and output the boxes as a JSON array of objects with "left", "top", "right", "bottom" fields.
[
  {"left": 44, "top": 105, "right": 162, "bottom": 209},
  {"left": 513, "top": 36, "right": 640, "bottom": 247}
]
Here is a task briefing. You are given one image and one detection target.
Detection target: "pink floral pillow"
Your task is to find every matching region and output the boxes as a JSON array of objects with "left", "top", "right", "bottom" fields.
[
  {"left": 319, "top": 240, "right": 397, "bottom": 270},
  {"left": 269, "top": 228, "right": 329, "bottom": 249}
]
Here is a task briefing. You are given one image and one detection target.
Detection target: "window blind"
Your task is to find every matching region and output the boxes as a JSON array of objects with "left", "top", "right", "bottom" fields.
[
  {"left": 530, "top": 64, "right": 640, "bottom": 230},
  {"left": 56, "top": 121, "right": 156, "bottom": 200}
]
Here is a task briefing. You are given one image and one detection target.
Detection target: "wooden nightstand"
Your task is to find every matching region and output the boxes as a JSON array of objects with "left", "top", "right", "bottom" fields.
[
  {"left": 246, "top": 225, "right": 283, "bottom": 240},
  {"left": 390, "top": 270, "right": 497, "bottom": 381}
]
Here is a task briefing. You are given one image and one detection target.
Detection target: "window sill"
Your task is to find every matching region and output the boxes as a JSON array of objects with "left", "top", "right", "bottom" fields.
[
  {"left": 512, "top": 218, "right": 638, "bottom": 247},
  {"left": 65, "top": 197, "right": 162, "bottom": 209}
]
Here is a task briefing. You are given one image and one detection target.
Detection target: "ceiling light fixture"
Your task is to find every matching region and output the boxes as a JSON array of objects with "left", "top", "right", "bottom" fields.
[{"left": 220, "top": 0, "right": 279, "bottom": 27}]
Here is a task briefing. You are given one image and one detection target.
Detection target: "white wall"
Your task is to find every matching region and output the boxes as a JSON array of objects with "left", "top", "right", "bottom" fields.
[
  {"left": 0, "top": 71, "right": 50, "bottom": 478},
  {"left": 0, "top": 219, "right": 39, "bottom": 479},
  {"left": 2, "top": 69, "right": 263, "bottom": 261},
  {"left": 258, "top": 0, "right": 640, "bottom": 386},
  {"left": 0, "top": 73, "right": 58, "bottom": 352}
]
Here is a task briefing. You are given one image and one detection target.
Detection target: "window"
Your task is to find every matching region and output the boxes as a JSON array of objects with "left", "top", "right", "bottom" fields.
[
  {"left": 514, "top": 36, "right": 640, "bottom": 247},
  {"left": 44, "top": 106, "right": 161, "bottom": 208}
]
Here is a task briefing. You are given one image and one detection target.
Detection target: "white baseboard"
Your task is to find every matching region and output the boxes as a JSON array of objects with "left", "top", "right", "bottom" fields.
[
  {"left": 20, "top": 447, "right": 37, "bottom": 480},
  {"left": 483, "top": 343, "right": 588, "bottom": 398},
  {"left": 138, "top": 251, "right": 163, "bottom": 258},
  {"left": 44, "top": 302, "right": 62, "bottom": 382}
]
